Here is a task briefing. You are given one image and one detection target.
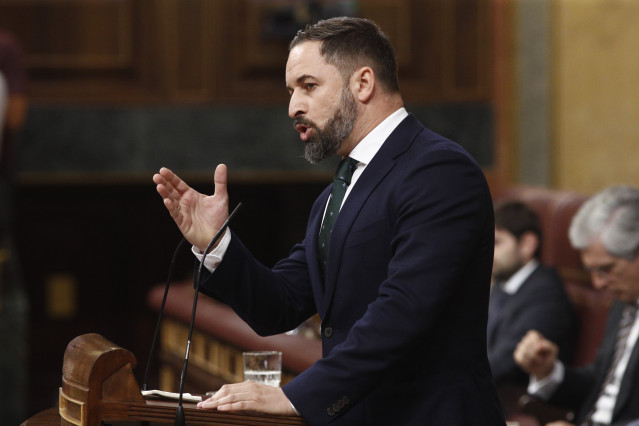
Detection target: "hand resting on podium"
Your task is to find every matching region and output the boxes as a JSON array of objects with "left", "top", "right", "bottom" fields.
[{"left": 197, "top": 380, "right": 297, "bottom": 416}]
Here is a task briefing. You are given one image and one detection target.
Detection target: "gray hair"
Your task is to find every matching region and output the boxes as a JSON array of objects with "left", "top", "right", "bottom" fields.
[{"left": 569, "top": 185, "right": 639, "bottom": 259}]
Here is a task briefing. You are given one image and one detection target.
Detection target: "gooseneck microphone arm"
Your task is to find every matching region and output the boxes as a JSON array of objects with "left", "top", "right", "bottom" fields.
[
  {"left": 142, "top": 237, "right": 187, "bottom": 391},
  {"left": 175, "top": 202, "right": 243, "bottom": 426}
]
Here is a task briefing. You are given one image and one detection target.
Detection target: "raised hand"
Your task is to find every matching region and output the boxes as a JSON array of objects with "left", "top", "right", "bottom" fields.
[{"left": 153, "top": 164, "right": 229, "bottom": 252}]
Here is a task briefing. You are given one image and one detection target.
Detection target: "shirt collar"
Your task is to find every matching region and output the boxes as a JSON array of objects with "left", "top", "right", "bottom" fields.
[
  {"left": 348, "top": 107, "right": 408, "bottom": 165},
  {"left": 501, "top": 260, "right": 540, "bottom": 295}
]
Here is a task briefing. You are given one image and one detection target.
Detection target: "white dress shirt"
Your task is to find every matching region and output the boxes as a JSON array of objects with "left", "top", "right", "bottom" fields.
[{"left": 499, "top": 259, "right": 539, "bottom": 295}]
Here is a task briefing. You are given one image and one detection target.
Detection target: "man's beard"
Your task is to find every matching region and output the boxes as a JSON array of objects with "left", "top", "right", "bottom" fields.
[
  {"left": 296, "top": 85, "right": 358, "bottom": 164},
  {"left": 492, "top": 260, "right": 524, "bottom": 283}
]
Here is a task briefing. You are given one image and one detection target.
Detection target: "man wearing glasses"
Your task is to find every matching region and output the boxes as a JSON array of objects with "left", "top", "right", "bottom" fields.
[{"left": 514, "top": 185, "right": 639, "bottom": 426}]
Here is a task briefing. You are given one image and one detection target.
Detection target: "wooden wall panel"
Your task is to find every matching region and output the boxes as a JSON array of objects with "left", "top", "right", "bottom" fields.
[
  {"left": 0, "top": 0, "right": 132, "bottom": 69},
  {"left": 0, "top": 0, "right": 492, "bottom": 105},
  {"left": 446, "top": 0, "right": 490, "bottom": 97},
  {"left": 359, "top": 0, "right": 491, "bottom": 103},
  {"left": 206, "top": 0, "right": 293, "bottom": 103},
  {"left": 159, "top": 0, "right": 210, "bottom": 101},
  {"left": 0, "top": 0, "right": 163, "bottom": 102}
]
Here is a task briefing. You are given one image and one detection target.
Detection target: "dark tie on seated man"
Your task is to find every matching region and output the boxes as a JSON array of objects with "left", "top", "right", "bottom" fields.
[
  {"left": 488, "top": 201, "right": 576, "bottom": 403},
  {"left": 514, "top": 185, "right": 639, "bottom": 426},
  {"left": 154, "top": 16, "right": 506, "bottom": 426}
]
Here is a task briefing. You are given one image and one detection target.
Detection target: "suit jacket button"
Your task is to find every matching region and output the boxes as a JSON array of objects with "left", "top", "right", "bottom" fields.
[
  {"left": 327, "top": 407, "right": 335, "bottom": 416},
  {"left": 338, "top": 396, "right": 348, "bottom": 408},
  {"left": 323, "top": 326, "right": 333, "bottom": 338}
]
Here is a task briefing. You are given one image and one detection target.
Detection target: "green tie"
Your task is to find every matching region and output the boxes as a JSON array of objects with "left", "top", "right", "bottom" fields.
[{"left": 317, "top": 157, "right": 358, "bottom": 278}]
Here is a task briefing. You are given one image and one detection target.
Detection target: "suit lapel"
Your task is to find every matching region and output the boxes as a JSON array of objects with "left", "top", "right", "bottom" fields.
[
  {"left": 322, "top": 114, "right": 422, "bottom": 307},
  {"left": 322, "top": 154, "right": 395, "bottom": 304}
]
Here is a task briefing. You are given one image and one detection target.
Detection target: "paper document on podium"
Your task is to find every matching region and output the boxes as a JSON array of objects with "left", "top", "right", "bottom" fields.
[{"left": 142, "top": 389, "right": 203, "bottom": 402}]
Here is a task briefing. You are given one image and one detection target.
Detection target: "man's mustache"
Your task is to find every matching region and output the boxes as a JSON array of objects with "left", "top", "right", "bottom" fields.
[{"left": 294, "top": 117, "right": 317, "bottom": 130}]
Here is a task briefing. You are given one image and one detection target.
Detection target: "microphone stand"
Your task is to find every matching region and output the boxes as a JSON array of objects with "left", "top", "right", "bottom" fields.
[
  {"left": 142, "top": 237, "right": 187, "bottom": 392},
  {"left": 175, "top": 203, "right": 242, "bottom": 426}
]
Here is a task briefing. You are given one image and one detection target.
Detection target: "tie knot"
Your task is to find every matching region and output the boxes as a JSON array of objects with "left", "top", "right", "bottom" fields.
[{"left": 335, "top": 157, "right": 358, "bottom": 186}]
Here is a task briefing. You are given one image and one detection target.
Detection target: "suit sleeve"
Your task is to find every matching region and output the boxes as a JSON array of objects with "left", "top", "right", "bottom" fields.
[{"left": 198, "top": 219, "right": 324, "bottom": 336}]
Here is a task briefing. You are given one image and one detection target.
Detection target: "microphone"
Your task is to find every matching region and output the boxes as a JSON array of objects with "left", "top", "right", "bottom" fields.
[
  {"left": 142, "top": 237, "right": 187, "bottom": 391},
  {"left": 175, "top": 202, "right": 243, "bottom": 426}
]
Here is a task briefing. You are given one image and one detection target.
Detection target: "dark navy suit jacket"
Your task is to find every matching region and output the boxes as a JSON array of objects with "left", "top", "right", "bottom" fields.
[
  {"left": 487, "top": 265, "right": 577, "bottom": 387},
  {"left": 200, "top": 114, "right": 505, "bottom": 425}
]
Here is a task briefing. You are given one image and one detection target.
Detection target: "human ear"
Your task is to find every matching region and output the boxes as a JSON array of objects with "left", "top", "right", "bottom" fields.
[
  {"left": 519, "top": 232, "right": 539, "bottom": 260},
  {"left": 352, "top": 66, "right": 374, "bottom": 102}
]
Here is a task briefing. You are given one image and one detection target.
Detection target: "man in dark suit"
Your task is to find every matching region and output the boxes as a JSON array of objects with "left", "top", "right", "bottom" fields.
[
  {"left": 514, "top": 185, "right": 639, "bottom": 426},
  {"left": 488, "top": 201, "right": 576, "bottom": 390},
  {"left": 154, "top": 17, "right": 505, "bottom": 425}
]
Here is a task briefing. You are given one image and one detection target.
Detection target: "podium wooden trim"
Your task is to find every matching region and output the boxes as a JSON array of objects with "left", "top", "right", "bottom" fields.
[{"left": 57, "top": 333, "right": 307, "bottom": 425}]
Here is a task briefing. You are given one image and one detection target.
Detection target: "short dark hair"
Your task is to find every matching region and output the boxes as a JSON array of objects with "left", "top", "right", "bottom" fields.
[
  {"left": 494, "top": 200, "right": 543, "bottom": 259},
  {"left": 289, "top": 16, "right": 400, "bottom": 93}
]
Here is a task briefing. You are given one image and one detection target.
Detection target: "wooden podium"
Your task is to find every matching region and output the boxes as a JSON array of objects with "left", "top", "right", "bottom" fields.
[{"left": 57, "top": 333, "right": 307, "bottom": 425}]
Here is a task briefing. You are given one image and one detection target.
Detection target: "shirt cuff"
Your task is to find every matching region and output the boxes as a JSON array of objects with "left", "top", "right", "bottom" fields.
[
  {"left": 290, "top": 402, "right": 300, "bottom": 416},
  {"left": 191, "top": 228, "right": 231, "bottom": 272},
  {"left": 527, "top": 360, "right": 564, "bottom": 401}
]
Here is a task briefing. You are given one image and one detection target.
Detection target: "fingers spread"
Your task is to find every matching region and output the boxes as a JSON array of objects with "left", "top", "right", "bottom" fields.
[{"left": 154, "top": 168, "right": 190, "bottom": 217}]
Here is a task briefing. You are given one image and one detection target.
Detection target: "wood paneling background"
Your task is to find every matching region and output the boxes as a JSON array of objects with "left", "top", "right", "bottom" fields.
[{"left": 0, "top": 0, "right": 493, "bottom": 105}]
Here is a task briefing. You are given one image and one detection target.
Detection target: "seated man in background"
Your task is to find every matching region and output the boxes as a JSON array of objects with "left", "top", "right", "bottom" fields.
[
  {"left": 514, "top": 185, "right": 639, "bottom": 426},
  {"left": 488, "top": 201, "right": 576, "bottom": 399}
]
